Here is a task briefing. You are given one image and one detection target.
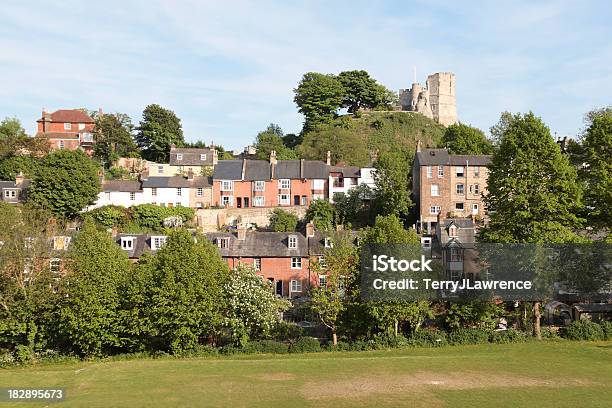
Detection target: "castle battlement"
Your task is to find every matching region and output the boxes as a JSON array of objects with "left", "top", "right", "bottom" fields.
[{"left": 399, "top": 72, "right": 457, "bottom": 126}]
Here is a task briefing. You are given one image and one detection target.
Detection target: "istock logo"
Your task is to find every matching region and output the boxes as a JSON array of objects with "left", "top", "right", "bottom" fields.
[{"left": 371, "top": 254, "right": 432, "bottom": 272}]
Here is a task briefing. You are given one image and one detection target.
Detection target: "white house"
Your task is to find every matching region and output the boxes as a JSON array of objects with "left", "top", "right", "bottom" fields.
[
  {"left": 141, "top": 176, "right": 192, "bottom": 208},
  {"left": 328, "top": 166, "right": 376, "bottom": 203},
  {"left": 86, "top": 180, "right": 145, "bottom": 210}
]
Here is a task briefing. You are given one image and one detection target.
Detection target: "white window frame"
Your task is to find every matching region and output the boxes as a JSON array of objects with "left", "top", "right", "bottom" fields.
[
  {"left": 78, "top": 123, "right": 85, "bottom": 130},
  {"left": 456, "top": 184, "right": 464, "bottom": 195},
  {"left": 252, "top": 196, "right": 264, "bottom": 207},
  {"left": 288, "top": 235, "right": 298, "bottom": 249},
  {"left": 217, "top": 237, "right": 230, "bottom": 249},
  {"left": 279, "top": 194, "right": 290, "bottom": 205},
  {"left": 64, "top": 122, "right": 71, "bottom": 130},
  {"left": 105, "top": 191, "right": 111, "bottom": 200},
  {"left": 196, "top": 187, "right": 203, "bottom": 197},
  {"left": 50, "top": 258, "right": 61, "bottom": 274},
  {"left": 200, "top": 154, "right": 207, "bottom": 161},
  {"left": 130, "top": 192, "right": 136, "bottom": 201},
  {"left": 220, "top": 180, "right": 233, "bottom": 191},
  {"left": 312, "top": 179, "right": 324, "bottom": 190},
  {"left": 291, "top": 257, "right": 302, "bottom": 269},
  {"left": 429, "top": 205, "right": 441, "bottom": 215},
  {"left": 318, "top": 256, "right": 327, "bottom": 268},
  {"left": 279, "top": 179, "right": 290, "bottom": 189},
  {"left": 438, "top": 166, "right": 444, "bottom": 177},
  {"left": 324, "top": 237, "right": 333, "bottom": 248},
  {"left": 456, "top": 166, "right": 464, "bottom": 177},
  {"left": 430, "top": 184, "right": 439, "bottom": 197},
  {"left": 421, "top": 237, "right": 432, "bottom": 249},
  {"left": 472, "top": 203, "right": 479, "bottom": 214},
  {"left": 176, "top": 153, "right": 183, "bottom": 161},
  {"left": 426, "top": 166, "right": 432, "bottom": 178},
  {"left": 290, "top": 279, "right": 302, "bottom": 292},
  {"left": 151, "top": 236, "right": 167, "bottom": 251},
  {"left": 121, "top": 237, "right": 135, "bottom": 250},
  {"left": 253, "top": 258, "right": 261, "bottom": 271},
  {"left": 253, "top": 181, "right": 265, "bottom": 192},
  {"left": 221, "top": 196, "right": 233, "bottom": 206}
]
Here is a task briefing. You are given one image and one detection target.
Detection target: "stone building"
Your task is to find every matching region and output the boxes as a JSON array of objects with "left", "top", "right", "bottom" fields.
[{"left": 399, "top": 72, "right": 457, "bottom": 126}]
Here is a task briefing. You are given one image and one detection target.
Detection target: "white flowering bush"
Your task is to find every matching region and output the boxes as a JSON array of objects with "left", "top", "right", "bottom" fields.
[{"left": 224, "top": 265, "right": 290, "bottom": 346}]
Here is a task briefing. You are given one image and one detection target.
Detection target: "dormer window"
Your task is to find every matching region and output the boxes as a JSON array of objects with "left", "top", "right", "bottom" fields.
[
  {"left": 448, "top": 225, "right": 458, "bottom": 238},
  {"left": 177, "top": 153, "right": 183, "bottom": 161},
  {"left": 64, "top": 123, "right": 72, "bottom": 130},
  {"left": 200, "top": 154, "right": 206, "bottom": 161},
  {"left": 217, "top": 237, "right": 230, "bottom": 248},
  {"left": 121, "top": 236, "right": 135, "bottom": 250},
  {"left": 324, "top": 237, "right": 333, "bottom": 248},
  {"left": 151, "top": 236, "right": 167, "bottom": 250},
  {"left": 288, "top": 235, "right": 298, "bottom": 249}
]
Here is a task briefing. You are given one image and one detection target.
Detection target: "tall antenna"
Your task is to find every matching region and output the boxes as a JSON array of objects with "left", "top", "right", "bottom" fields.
[{"left": 413, "top": 66, "right": 417, "bottom": 83}]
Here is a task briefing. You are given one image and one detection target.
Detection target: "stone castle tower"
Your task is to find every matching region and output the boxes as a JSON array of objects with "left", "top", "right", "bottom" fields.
[{"left": 399, "top": 72, "right": 457, "bottom": 126}]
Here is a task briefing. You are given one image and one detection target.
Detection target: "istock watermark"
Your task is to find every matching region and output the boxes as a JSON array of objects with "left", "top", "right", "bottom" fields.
[{"left": 361, "top": 243, "right": 611, "bottom": 302}]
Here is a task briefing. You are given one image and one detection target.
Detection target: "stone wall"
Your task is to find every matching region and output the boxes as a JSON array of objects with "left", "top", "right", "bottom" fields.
[{"left": 196, "top": 206, "right": 308, "bottom": 232}]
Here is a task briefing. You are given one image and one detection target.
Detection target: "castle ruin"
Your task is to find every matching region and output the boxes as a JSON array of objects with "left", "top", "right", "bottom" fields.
[{"left": 399, "top": 72, "right": 457, "bottom": 126}]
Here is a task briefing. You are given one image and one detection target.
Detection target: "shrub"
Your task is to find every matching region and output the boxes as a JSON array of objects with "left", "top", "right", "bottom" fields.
[
  {"left": 371, "top": 333, "right": 409, "bottom": 349},
  {"left": 562, "top": 320, "right": 605, "bottom": 341},
  {"left": 289, "top": 337, "right": 321, "bottom": 353},
  {"left": 489, "top": 329, "right": 529, "bottom": 344},
  {"left": 540, "top": 327, "right": 562, "bottom": 340},
  {"left": 269, "top": 209, "right": 298, "bottom": 232},
  {"left": 407, "top": 330, "right": 448, "bottom": 347},
  {"left": 84, "top": 205, "right": 129, "bottom": 228},
  {"left": 177, "top": 344, "right": 219, "bottom": 358},
  {"left": 243, "top": 340, "right": 289, "bottom": 354},
  {"left": 270, "top": 322, "right": 304, "bottom": 341},
  {"left": 600, "top": 321, "right": 612, "bottom": 340},
  {"left": 14, "top": 345, "right": 35, "bottom": 364},
  {"left": 448, "top": 328, "right": 491, "bottom": 345},
  {"left": 131, "top": 204, "right": 195, "bottom": 230}
]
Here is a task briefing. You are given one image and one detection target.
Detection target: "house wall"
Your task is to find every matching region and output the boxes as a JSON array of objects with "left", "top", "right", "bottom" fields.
[
  {"left": 189, "top": 186, "right": 213, "bottom": 208},
  {"left": 448, "top": 165, "right": 489, "bottom": 219},
  {"left": 143, "top": 187, "right": 190, "bottom": 207},
  {"left": 37, "top": 121, "right": 94, "bottom": 133},
  {"left": 48, "top": 138, "right": 80, "bottom": 151},
  {"left": 87, "top": 191, "right": 146, "bottom": 210}
]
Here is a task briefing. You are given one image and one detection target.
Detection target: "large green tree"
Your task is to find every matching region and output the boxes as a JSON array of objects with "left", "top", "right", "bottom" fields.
[
  {"left": 93, "top": 113, "right": 138, "bottom": 167},
  {"left": 28, "top": 150, "right": 101, "bottom": 218},
  {"left": 372, "top": 151, "right": 412, "bottom": 218},
  {"left": 294, "top": 72, "right": 344, "bottom": 131},
  {"left": 0, "top": 155, "right": 41, "bottom": 180},
  {"left": 136, "top": 104, "right": 184, "bottom": 162},
  {"left": 297, "top": 127, "right": 371, "bottom": 166},
  {"left": 305, "top": 199, "right": 337, "bottom": 231},
  {"left": 0, "top": 117, "right": 49, "bottom": 158},
  {"left": 443, "top": 123, "right": 494, "bottom": 155},
  {"left": 254, "top": 124, "right": 297, "bottom": 160},
  {"left": 337, "top": 70, "right": 396, "bottom": 113},
  {"left": 58, "top": 221, "right": 131, "bottom": 357}
]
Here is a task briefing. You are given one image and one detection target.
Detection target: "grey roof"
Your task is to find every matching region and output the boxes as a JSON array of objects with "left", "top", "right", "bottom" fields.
[
  {"left": 275, "top": 160, "right": 300, "bottom": 179},
  {"left": 205, "top": 231, "right": 309, "bottom": 257},
  {"left": 275, "top": 160, "right": 329, "bottom": 179},
  {"left": 101, "top": 180, "right": 142, "bottom": 192},
  {"left": 169, "top": 147, "right": 214, "bottom": 166},
  {"left": 438, "top": 218, "right": 476, "bottom": 245},
  {"left": 142, "top": 176, "right": 193, "bottom": 188},
  {"left": 244, "top": 160, "right": 271, "bottom": 181},
  {"left": 302, "top": 160, "right": 329, "bottom": 179},
  {"left": 416, "top": 149, "right": 491, "bottom": 166},
  {"left": 330, "top": 165, "right": 360, "bottom": 178},
  {"left": 212, "top": 160, "right": 243, "bottom": 180},
  {"left": 0, "top": 179, "right": 31, "bottom": 189},
  {"left": 116, "top": 233, "right": 153, "bottom": 258}
]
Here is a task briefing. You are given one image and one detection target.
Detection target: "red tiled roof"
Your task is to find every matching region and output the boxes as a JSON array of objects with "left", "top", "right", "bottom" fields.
[
  {"left": 38, "top": 109, "right": 94, "bottom": 124},
  {"left": 35, "top": 132, "right": 80, "bottom": 140}
]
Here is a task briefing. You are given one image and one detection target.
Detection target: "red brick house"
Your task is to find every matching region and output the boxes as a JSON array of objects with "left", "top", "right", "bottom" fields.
[{"left": 36, "top": 109, "right": 96, "bottom": 155}]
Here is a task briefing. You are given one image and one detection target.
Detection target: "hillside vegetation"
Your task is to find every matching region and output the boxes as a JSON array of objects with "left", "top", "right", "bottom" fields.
[{"left": 298, "top": 111, "right": 446, "bottom": 166}]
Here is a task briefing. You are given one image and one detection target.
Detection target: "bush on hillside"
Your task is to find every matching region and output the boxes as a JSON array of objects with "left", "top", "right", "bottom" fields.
[
  {"left": 407, "top": 330, "right": 448, "bottom": 347},
  {"left": 289, "top": 337, "right": 321, "bottom": 353},
  {"left": 562, "top": 320, "right": 605, "bottom": 341}
]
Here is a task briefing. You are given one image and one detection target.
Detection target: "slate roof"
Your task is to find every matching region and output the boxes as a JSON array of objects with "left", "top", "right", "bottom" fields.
[
  {"left": 142, "top": 176, "right": 194, "bottom": 188},
  {"left": 38, "top": 109, "right": 94, "bottom": 124},
  {"left": 205, "top": 231, "right": 309, "bottom": 257},
  {"left": 244, "top": 160, "right": 271, "bottom": 181},
  {"left": 275, "top": 160, "right": 329, "bottom": 179},
  {"left": 169, "top": 147, "right": 214, "bottom": 166},
  {"left": 330, "top": 165, "right": 360, "bottom": 177},
  {"left": 0, "top": 179, "right": 31, "bottom": 189},
  {"left": 213, "top": 160, "right": 243, "bottom": 180},
  {"left": 438, "top": 218, "right": 476, "bottom": 245},
  {"left": 116, "top": 233, "right": 154, "bottom": 258},
  {"left": 213, "top": 159, "right": 330, "bottom": 181},
  {"left": 101, "top": 180, "right": 142, "bottom": 192},
  {"left": 416, "top": 149, "right": 491, "bottom": 166}
]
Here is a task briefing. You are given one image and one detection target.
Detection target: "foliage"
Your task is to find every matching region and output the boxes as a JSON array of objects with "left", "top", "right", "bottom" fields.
[
  {"left": 136, "top": 104, "right": 184, "bottom": 162},
  {"left": 242, "top": 340, "right": 289, "bottom": 354},
  {"left": 561, "top": 320, "right": 605, "bottom": 341},
  {"left": 269, "top": 322, "right": 304, "bottom": 341},
  {"left": 254, "top": 124, "right": 297, "bottom": 160},
  {"left": 298, "top": 126, "right": 371, "bottom": 166},
  {"left": 93, "top": 113, "right": 137, "bottom": 167},
  {"left": 294, "top": 72, "right": 344, "bottom": 131},
  {"left": 406, "top": 330, "right": 448, "bottom": 347},
  {"left": 362, "top": 214, "right": 419, "bottom": 244},
  {"left": 84, "top": 205, "right": 130, "bottom": 229},
  {"left": 480, "top": 112, "right": 584, "bottom": 243},
  {"left": 601, "top": 321, "right": 612, "bottom": 340},
  {"left": 444, "top": 301, "right": 504, "bottom": 329},
  {"left": 268, "top": 208, "right": 298, "bottom": 232},
  {"left": 0, "top": 155, "right": 41, "bottom": 180},
  {"left": 224, "top": 265, "right": 290, "bottom": 346},
  {"left": 0, "top": 117, "right": 49, "bottom": 158},
  {"left": 443, "top": 123, "right": 494, "bottom": 154},
  {"left": 58, "top": 221, "right": 131, "bottom": 357},
  {"left": 289, "top": 337, "right": 321, "bottom": 353},
  {"left": 489, "top": 329, "right": 529, "bottom": 344},
  {"left": 305, "top": 199, "right": 337, "bottom": 231},
  {"left": 28, "top": 150, "right": 100, "bottom": 218},
  {"left": 337, "top": 70, "right": 396, "bottom": 113},
  {"left": 334, "top": 185, "right": 373, "bottom": 226},
  {"left": 447, "top": 328, "right": 492, "bottom": 345},
  {"left": 373, "top": 150, "right": 412, "bottom": 218},
  {"left": 131, "top": 204, "right": 195, "bottom": 230}
]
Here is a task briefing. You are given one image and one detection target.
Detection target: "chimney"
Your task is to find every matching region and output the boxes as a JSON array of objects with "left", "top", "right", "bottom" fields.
[
  {"left": 241, "top": 159, "right": 247, "bottom": 181},
  {"left": 416, "top": 140, "right": 422, "bottom": 153},
  {"left": 15, "top": 172, "right": 24, "bottom": 186},
  {"left": 212, "top": 148, "right": 218, "bottom": 165},
  {"left": 269, "top": 150, "right": 277, "bottom": 166},
  {"left": 326, "top": 150, "right": 331, "bottom": 166},
  {"left": 187, "top": 169, "right": 194, "bottom": 180},
  {"left": 237, "top": 224, "right": 246, "bottom": 241},
  {"left": 306, "top": 222, "right": 315, "bottom": 238},
  {"left": 98, "top": 107, "right": 103, "bottom": 117}
]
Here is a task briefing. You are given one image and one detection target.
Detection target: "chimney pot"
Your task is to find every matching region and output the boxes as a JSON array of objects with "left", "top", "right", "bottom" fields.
[
  {"left": 306, "top": 222, "right": 315, "bottom": 238},
  {"left": 326, "top": 151, "right": 331, "bottom": 166},
  {"left": 237, "top": 224, "right": 246, "bottom": 241}
]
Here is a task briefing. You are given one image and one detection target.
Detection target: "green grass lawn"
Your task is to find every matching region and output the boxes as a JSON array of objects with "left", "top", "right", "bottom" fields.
[{"left": 1, "top": 341, "right": 611, "bottom": 407}]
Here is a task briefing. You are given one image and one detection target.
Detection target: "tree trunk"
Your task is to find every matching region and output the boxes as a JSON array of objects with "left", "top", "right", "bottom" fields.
[
  {"left": 534, "top": 301, "right": 542, "bottom": 340},
  {"left": 394, "top": 320, "right": 399, "bottom": 336},
  {"left": 332, "top": 331, "right": 338, "bottom": 346}
]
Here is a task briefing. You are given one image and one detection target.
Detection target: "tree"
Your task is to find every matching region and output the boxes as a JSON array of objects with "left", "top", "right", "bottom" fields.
[
  {"left": 0, "top": 117, "right": 49, "bottom": 158},
  {"left": 254, "top": 124, "right": 297, "bottom": 160},
  {"left": 0, "top": 155, "right": 41, "bottom": 180},
  {"left": 480, "top": 112, "right": 584, "bottom": 339},
  {"left": 362, "top": 214, "right": 418, "bottom": 244},
  {"left": 338, "top": 70, "right": 395, "bottom": 113},
  {"left": 269, "top": 208, "right": 298, "bottom": 232},
  {"left": 93, "top": 113, "right": 137, "bottom": 167},
  {"left": 372, "top": 151, "right": 412, "bottom": 218},
  {"left": 282, "top": 133, "right": 302, "bottom": 149},
  {"left": 28, "top": 150, "right": 101, "bottom": 218},
  {"left": 58, "top": 221, "right": 130, "bottom": 356},
  {"left": 305, "top": 200, "right": 337, "bottom": 231},
  {"left": 334, "top": 184, "right": 373, "bottom": 226},
  {"left": 297, "top": 127, "right": 371, "bottom": 166},
  {"left": 224, "top": 265, "right": 290, "bottom": 346},
  {"left": 578, "top": 107, "right": 612, "bottom": 229},
  {"left": 443, "top": 123, "right": 494, "bottom": 155},
  {"left": 144, "top": 230, "right": 228, "bottom": 353},
  {"left": 136, "top": 104, "right": 184, "bottom": 162},
  {"left": 294, "top": 72, "right": 344, "bottom": 131}
]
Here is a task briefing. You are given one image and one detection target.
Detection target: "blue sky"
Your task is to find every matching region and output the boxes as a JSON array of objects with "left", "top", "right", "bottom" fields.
[{"left": 1, "top": 0, "right": 610, "bottom": 150}]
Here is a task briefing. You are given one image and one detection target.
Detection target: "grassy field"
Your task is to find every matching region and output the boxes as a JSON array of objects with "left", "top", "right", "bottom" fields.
[{"left": 1, "top": 341, "right": 611, "bottom": 407}]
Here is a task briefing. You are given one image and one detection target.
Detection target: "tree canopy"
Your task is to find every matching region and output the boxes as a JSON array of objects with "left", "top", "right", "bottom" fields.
[
  {"left": 254, "top": 124, "right": 297, "bottom": 160},
  {"left": 136, "top": 104, "right": 184, "bottom": 162},
  {"left": 294, "top": 72, "right": 344, "bottom": 131},
  {"left": 337, "top": 70, "right": 396, "bottom": 113},
  {"left": 93, "top": 113, "right": 138, "bottom": 166},
  {"left": 443, "top": 123, "right": 494, "bottom": 155},
  {"left": 268, "top": 208, "right": 298, "bottom": 232}
]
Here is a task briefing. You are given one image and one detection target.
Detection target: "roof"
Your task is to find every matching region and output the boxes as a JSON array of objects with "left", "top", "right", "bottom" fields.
[
  {"left": 205, "top": 231, "right": 309, "bottom": 257},
  {"left": 38, "top": 109, "right": 94, "bottom": 124},
  {"left": 330, "top": 165, "right": 360, "bottom": 177},
  {"left": 169, "top": 147, "right": 214, "bottom": 166},
  {"left": 244, "top": 160, "right": 271, "bottom": 181},
  {"left": 116, "top": 233, "right": 154, "bottom": 258},
  {"left": 416, "top": 149, "right": 491, "bottom": 166},
  {"left": 101, "top": 180, "right": 142, "bottom": 192},
  {"left": 142, "top": 176, "right": 196, "bottom": 188},
  {"left": 438, "top": 218, "right": 476, "bottom": 245},
  {"left": 213, "top": 159, "right": 330, "bottom": 181},
  {"left": 0, "top": 179, "right": 32, "bottom": 189},
  {"left": 275, "top": 160, "right": 329, "bottom": 179},
  {"left": 213, "top": 160, "right": 243, "bottom": 180}
]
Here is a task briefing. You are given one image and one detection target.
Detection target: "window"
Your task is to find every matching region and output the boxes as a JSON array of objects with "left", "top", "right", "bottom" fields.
[
  {"left": 319, "top": 275, "right": 327, "bottom": 288},
  {"left": 200, "top": 154, "right": 207, "bottom": 161},
  {"left": 221, "top": 196, "right": 233, "bottom": 206},
  {"left": 430, "top": 184, "right": 439, "bottom": 196},
  {"left": 301, "top": 196, "right": 307, "bottom": 206},
  {"left": 290, "top": 280, "right": 302, "bottom": 292},
  {"left": 176, "top": 153, "right": 183, "bottom": 161},
  {"left": 456, "top": 184, "right": 464, "bottom": 195},
  {"left": 253, "top": 181, "right": 265, "bottom": 191},
  {"left": 449, "top": 247, "right": 462, "bottom": 261},
  {"left": 429, "top": 205, "right": 441, "bottom": 215},
  {"left": 426, "top": 166, "right": 432, "bottom": 178},
  {"left": 253, "top": 196, "right": 265, "bottom": 207},
  {"left": 196, "top": 187, "right": 203, "bottom": 197},
  {"left": 176, "top": 202, "right": 182, "bottom": 207},
  {"left": 474, "top": 167, "right": 480, "bottom": 178},
  {"left": 151, "top": 236, "right": 167, "bottom": 250},
  {"left": 312, "top": 179, "right": 325, "bottom": 190},
  {"left": 438, "top": 166, "right": 444, "bottom": 177},
  {"left": 456, "top": 166, "right": 464, "bottom": 177},
  {"left": 220, "top": 180, "right": 233, "bottom": 191},
  {"left": 196, "top": 202, "right": 203, "bottom": 209},
  {"left": 279, "top": 179, "right": 290, "bottom": 189},
  {"left": 324, "top": 237, "right": 333, "bottom": 248},
  {"left": 472, "top": 203, "right": 479, "bottom": 214},
  {"left": 279, "top": 194, "right": 290, "bottom": 205},
  {"left": 455, "top": 202, "right": 464, "bottom": 210},
  {"left": 217, "top": 238, "right": 230, "bottom": 248},
  {"left": 157, "top": 165, "right": 164, "bottom": 175},
  {"left": 130, "top": 192, "right": 136, "bottom": 201},
  {"left": 82, "top": 133, "right": 93, "bottom": 142},
  {"left": 121, "top": 237, "right": 135, "bottom": 250},
  {"left": 64, "top": 122, "right": 71, "bottom": 130},
  {"left": 318, "top": 256, "right": 327, "bottom": 268},
  {"left": 449, "top": 226, "right": 458, "bottom": 238},
  {"left": 291, "top": 257, "right": 302, "bottom": 269},
  {"left": 253, "top": 258, "right": 261, "bottom": 271},
  {"left": 105, "top": 191, "right": 111, "bottom": 200},
  {"left": 288, "top": 235, "right": 298, "bottom": 249},
  {"left": 177, "top": 187, "right": 182, "bottom": 196},
  {"left": 421, "top": 237, "right": 432, "bottom": 249},
  {"left": 59, "top": 140, "right": 65, "bottom": 150},
  {"left": 152, "top": 188, "right": 157, "bottom": 196},
  {"left": 473, "top": 184, "right": 480, "bottom": 194},
  {"left": 50, "top": 258, "right": 61, "bottom": 274}
]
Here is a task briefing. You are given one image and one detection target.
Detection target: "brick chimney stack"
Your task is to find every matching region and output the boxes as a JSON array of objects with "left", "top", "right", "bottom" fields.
[
  {"left": 187, "top": 169, "right": 194, "bottom": 180},
  {"left": 212, "top": 148, "right": 218, "bottom": 165},
  {"left": 269, "top": 150, "right": 277, "bottom": 166},
  {"left": 305, "top": 222, "right": 315, "bottom": 238},
  {"left": 15, "top": 172, "right": 25, "bottom": 186},
  {"left": 237, "top": 224, "right": 246, "bottom": 241},
  {"left": 326, "top": 150, "right": 331, "bottom": 166}
]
